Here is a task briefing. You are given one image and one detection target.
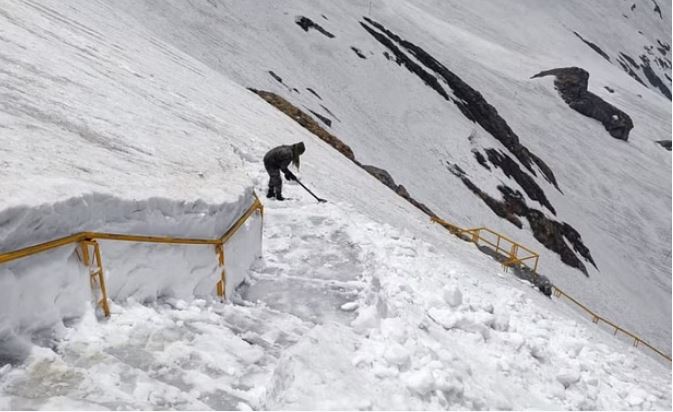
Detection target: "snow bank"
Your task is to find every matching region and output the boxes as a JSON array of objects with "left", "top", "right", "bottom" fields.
[{"left": 0, "top": 191, "right": 262, "bottom": 363}]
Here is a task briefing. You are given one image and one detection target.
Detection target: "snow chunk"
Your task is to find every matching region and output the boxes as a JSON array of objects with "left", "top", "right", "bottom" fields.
[
  {"left": 380, "top": 317, "right": 408, "bottom": 344},
  {"left": 236, "top": 401, "right": 253, "bottom": 411},
  {"left": 443, "top": 285, "right": 463, "bottom": 307},
  {"left": 427, "top": 308, "right": 459, "bottom": 329},
  {"left": 350, "top": 305, "right": 379, "bottom": 333},
  {"left": 340, "top": 301, "right": 359, "bottom": 311},
  {"left": 383, "top": 343, "right": 411, "bottom": 367},
  {"left": 405, "top": 368, "right": 435, "bottom": 396},
  {"left": 556, "top": 368, "right": 580, "bottom": 388},
  {"left": 492, "top": 312, "right": 510, "bottom": 331}
]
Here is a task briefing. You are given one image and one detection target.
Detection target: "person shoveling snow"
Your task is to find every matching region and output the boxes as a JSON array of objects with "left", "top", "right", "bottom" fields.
[
  {"left": 263, "top": 142, "right": 326, "bottom": 202},
  {"left": 263, "top": 142, "right": 305, "bottom": 201}
]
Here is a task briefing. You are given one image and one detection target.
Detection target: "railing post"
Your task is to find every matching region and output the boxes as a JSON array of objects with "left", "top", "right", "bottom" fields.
[
  {"left": 215, "top": 243, "right": 226, "bottom": 301},
  {"left": 533, "top": 255, "right": 539, "bottom": 273},
  {"left": 471, "top": 230, "right": 479, "bottom": 245},
  {"left": 509, "top": 244, "right": 518, "bottom": 262},
  {"left": 80, "top": 239, "right": 111, "bottom": 318}
]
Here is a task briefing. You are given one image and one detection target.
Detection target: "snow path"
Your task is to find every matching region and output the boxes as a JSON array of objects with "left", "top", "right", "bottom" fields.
[
  {"left": 0, "top": 195, "right": 670, "bottom": 410},
  {"left": 241, "top": 201, "right": 363, "bottom": 326}
]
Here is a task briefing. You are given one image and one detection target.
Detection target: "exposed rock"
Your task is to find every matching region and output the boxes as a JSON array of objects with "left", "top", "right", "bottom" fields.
[
  {"left": 447, "top": 164, "right": 595, "bottom": 275},
  {"left": 248, "top": 89, "right": 353, "bottom": 159},
  {"left": 295, "top": 16, "right": 334, "bottom": 38},
  {"left": 485, "top": 149, "right": 556, "bottom": 214},
  {"left": 617, "top": 53, "right": 647, "bottom": 86},
  {"left": 361, "top": 164, "right": 396, "bottom": 188},
  {"left": 320, "top": 104, "right": 340, "bottom": 122},
  {"left": 351, "top": 46, "right": 367, "bottom": 59},
  {"left": 657, "top": 39, "right": 670, "bottom": 55},
  {"left": 604, "top": 86, "right": 615, "bottom": 93},
  {"left": 639, "top": 55, "right": 672, "bottom": 99},
  {"left": 656, "top": 140, "right": 672, "bottom": 151},
  {"left": 268, "top": 70, "right": 284, "bottom": 85},
  {"left": 361, "top": 165, "right": 436, "bottom": 217},
  {"left": 616, "top": 50, "right": 671, "bottom": 100},
  {"left": 573, "top": 31, "right": 611, "bottom": 62},
  {"left": 306, "top": 87, "right": 322, "bottom": 100},
  {"left": 250, "top": 89, "right": 436, "bottom": 217},
  {"left": 308, "top": 109, "right": 332, "bottom": 127},
  {"left": 652, "top": 0, "right": 662, "bottom": 19},
  {"left": 532, "top": 67, "right": 634, "bottom": 140},
  {"left": 361, "top": 17, "right": 559, "bottom": 189},
  {"left": 472, "top": 150, "right": 491, "bottom": 170},
  {"left": 360, "top": 21, "right": 450, "bottom": 100}
]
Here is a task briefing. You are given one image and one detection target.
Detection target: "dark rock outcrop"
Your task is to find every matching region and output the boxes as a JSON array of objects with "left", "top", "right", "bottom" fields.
[
  {"left": 306, "top": 88, "right": 322, "bottom": 100},
  {"left": 656, "top": 140, "right": 672, "bottom": 151},
  {"left": 308, "top": 109, "right": 332, "bottom": 127},
  {"left": 269, "top": 71, "right": 284, "bottom": 85},
  {"left": 472, "top": 150, "right": 491, "bottom": 170},
  {"left": 485, "top": 149, "right": 556, "bottom": 214},
  {"left": 652, "top": 0, "right": 662, "bottom": 18},
  {"left": 361, "top": 165, "right": 436, "bottom": 216},
  {"left": 249, "top": 89, "right": 436, "bottom": 217},
  {"left": 360, "top": 17, "right": 559, "bottom": 189},
  {"left": 249, "top": 89, "right": 353, "bottom": 159},
  {"left": 640, "top": 55, "right": 672, "bottom": 99},
  {"left": 295, "top": 16, "right": 334, "bottom": 38},
  {"left": 617, "top": 53, "right": 647, "bottom": 86},
  {"left": 532, "top": 67, "right": 634, "bottom": 140},
  {"left": 616, "top": 51, "right": 671, "bottom": 99},
  {"left": 448, "top": 164, "right": 595, "bottom": 275},
  {"left": 351, "top": 47, "right": 367, "bottom": 59},
  {"left": 573, "top": 31, "right": 611, "bottom": 62}
]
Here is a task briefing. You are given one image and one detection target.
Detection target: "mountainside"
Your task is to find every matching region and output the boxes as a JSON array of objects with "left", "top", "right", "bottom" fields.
[
  {"left": 111, "top": 0, "right": 672, "bottom": 351},
  {"left": 0, "top": 0, "right": 670, "bottom": 410}
]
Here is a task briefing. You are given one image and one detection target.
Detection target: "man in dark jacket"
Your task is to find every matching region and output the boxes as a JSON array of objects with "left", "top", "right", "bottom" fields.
[{"left": 263, "top": 142, "right": 305, "bottom": 200}]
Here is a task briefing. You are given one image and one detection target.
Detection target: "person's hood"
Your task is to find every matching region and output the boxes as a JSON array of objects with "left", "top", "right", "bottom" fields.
[{"left": 293, "top": 142, "right": 306, "bottom": 155}]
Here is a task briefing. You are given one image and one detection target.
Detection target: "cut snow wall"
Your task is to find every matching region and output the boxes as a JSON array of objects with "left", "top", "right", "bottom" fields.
[{"left": 0, "top": 191, "right": 262, "bottom": 352}]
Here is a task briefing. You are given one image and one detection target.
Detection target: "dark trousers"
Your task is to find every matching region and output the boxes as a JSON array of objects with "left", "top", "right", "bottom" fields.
[{"left": 265, "top": 162, "right": 282, "bottom": 195}]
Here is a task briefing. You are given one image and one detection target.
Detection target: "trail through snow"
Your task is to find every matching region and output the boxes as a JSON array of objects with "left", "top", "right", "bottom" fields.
[{"left": 0, "top": 193, "right": 670, "bottom": 410}]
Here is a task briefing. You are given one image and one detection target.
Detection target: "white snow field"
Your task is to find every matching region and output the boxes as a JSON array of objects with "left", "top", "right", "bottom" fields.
[
  {"left": 0, "top": 0, "right": 670, "bottom": 410},
  {"left": 112, "top": 0, "right": 673, "bottom": 352}
]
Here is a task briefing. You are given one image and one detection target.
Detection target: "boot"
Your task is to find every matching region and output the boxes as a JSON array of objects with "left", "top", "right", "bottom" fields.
[
  {"left": 275, "top": 191, "right": 285, "bottom": 201},
  {"left": 266, "top": 187, "right": 275, "bottom": 199}
]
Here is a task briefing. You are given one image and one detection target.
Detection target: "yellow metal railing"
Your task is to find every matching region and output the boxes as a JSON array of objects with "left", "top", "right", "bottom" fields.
[
  {"left": 431, "top": 215, "right": 671, "bottom": 363},
  {"left": 0, "top": 195, "right": 264, "bottom": 318},
  {"left": 460, "top": 226, "right": 539, "bottom": 273},
  {"left": 552, "top": 286, "right": 672, "bottom": 362},
  {"left": 431, "top": 217, "right": 539, "bottom": 273}
]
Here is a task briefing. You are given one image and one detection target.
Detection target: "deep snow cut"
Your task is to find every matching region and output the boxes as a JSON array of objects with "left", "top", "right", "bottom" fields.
[{"left": 0, "top": 0, "right": 671, "bottom": 410}]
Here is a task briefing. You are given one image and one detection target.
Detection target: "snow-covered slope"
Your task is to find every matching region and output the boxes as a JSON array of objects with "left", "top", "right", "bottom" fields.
[
  {"left": 0, "top": 0, "right": 670, "bottom": 410},
  {"left": 111, "top": 0, "right": 672, "bottom": 350},
  {"left": 3, "top": 198, "right": 671, "bottom": 410}
]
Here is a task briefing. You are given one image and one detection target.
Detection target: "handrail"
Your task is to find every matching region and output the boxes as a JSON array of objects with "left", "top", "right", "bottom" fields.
[
  {"left": 0, "top": 197, "right": 264, "bottom": 264},
  {"left": 431, "top": 215, "right": 671, "bottom": 363},
  {"left": 553, "top": 286, "right": 672, "bottom": 362},
  {"left": 457, "top": 226, "right": 540, "bottom": 274},
  {"left": 0, "top": 194, "right": 264, "bottom": 317}
]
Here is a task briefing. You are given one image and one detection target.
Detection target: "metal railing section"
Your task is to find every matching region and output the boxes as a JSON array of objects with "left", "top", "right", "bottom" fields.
[
  {"left": 431, "top": 215, "right": 671, "bottom": 363},
  {"left": 0, "top": 195, "right": 264, "bottom": 318}
]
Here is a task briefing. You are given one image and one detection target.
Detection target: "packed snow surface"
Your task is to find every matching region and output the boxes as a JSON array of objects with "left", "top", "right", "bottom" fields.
[
  {"left": 0, "top": 198, "right": 670, "bottom": 410},
  {"left": 111, "top": 0, "right": 672, "bottom": 350},
  {"left": 0, "top": 0, "right": 671, "bottom": 410}
]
